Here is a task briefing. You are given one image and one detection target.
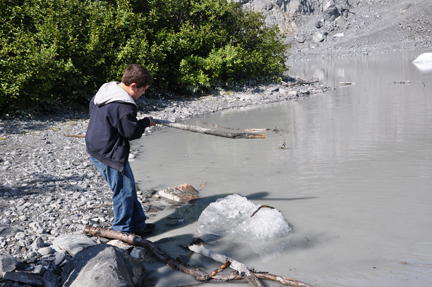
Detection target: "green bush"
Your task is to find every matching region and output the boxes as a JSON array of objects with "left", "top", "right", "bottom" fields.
[{"left": 0, "top": 0, "right": 289, "bottom": 115}]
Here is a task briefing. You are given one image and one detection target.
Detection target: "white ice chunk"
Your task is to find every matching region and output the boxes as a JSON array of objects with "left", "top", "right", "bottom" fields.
[
  {"left": 198, "top": 194, "right": 291, "bottom": 243},
  {"left": 413, "top": 53, "right": 432, "bottom": 63},
  {"left": 413, "top": 53, "right": 432, "bottom": 73},
  {"left": 198, "top": 194, "right": 291, "bottom": 261}
]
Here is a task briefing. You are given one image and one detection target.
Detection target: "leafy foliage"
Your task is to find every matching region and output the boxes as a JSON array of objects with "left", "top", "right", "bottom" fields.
[{"left": 0, "top": 0, "right": 289, "bottom": 114}]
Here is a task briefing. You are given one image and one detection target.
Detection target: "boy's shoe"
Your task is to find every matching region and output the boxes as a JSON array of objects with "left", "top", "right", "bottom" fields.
[{"left": 134, "top": 223, "right": 155, "bottom": 237}]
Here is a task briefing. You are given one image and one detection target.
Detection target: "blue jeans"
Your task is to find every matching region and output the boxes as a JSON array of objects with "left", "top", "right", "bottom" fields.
[{"left": 90, "top": 157, "right": 147, "bottom": 233}]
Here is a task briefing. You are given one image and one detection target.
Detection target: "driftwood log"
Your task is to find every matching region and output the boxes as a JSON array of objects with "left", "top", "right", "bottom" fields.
[
  {"left": 83, "top": 226, "right": 313, "bottom": 287},
  {"left": 202, "top": 121, "right": 269, "bottom": 132},
  {"left": 153, "top": 119, "right": 265, "bottom": 139}
]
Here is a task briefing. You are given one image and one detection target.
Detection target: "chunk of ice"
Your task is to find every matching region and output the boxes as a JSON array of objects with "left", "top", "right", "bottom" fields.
[
  {"left": 198, "top": 194, "right": 291, "bottom": 243},
  {"left": 413, "top": 53, "right": 432, "bottom": 73}
]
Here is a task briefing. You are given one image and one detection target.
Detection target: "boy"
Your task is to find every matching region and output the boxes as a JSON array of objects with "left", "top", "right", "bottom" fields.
[{"left": 85, "top": 64, "right": 155, "bottom": 235}]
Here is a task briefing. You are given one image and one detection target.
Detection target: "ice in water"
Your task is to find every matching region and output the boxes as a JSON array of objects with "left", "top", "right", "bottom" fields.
[
  {"left": 198, "top": 194, "right": 291, "bottom": 261},
  {"left": 412, "top": 52, "right": 432, "bottom": 73}
]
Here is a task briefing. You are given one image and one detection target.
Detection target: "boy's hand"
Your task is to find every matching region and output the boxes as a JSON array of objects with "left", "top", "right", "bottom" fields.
[{"left": 148, "top": 117, "right": 156, "bottom": 127}]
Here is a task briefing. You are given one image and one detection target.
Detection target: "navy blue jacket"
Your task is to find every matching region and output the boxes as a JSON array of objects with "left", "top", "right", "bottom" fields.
[{"left": 86, "top": 92, "right": 150, "bottom": 173}]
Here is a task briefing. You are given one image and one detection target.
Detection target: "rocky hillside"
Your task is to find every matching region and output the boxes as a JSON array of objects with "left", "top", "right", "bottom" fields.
[{"left": 233, "top": 0, "right": 432, "bottom": 61}]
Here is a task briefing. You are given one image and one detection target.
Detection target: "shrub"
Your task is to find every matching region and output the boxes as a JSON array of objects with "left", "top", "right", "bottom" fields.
[{"left": 0, "top": 0, "right": 289, "bottom": 115}]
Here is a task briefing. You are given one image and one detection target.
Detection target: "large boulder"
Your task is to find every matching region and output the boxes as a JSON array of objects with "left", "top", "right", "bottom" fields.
[
  {"left": 61, "top": 244, "right": 146, "bottom": 287},
  {"left": 313, "top": 30, "right": 328, "bottom": 42},
  {"left": 322, "top": 0, "right": 341, "bottom": 20},
  {"left": 52, "top": 234, "right": 97, "bottom": 257}
]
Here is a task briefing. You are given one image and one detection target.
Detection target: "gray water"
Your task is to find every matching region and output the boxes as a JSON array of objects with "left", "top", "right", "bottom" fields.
[{"left": 133, "top": 50, "right": 432, "bottom": 287}]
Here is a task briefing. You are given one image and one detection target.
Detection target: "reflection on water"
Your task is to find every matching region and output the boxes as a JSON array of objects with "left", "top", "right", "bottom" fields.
[{"left": 133, "top": 49, "right": 432, "bottom": 286}]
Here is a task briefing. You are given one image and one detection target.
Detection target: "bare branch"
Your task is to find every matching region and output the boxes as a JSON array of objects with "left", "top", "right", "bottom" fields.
[
  {"left": 153, "top": 119, "right": 265, "bottom": 139},
  {"left": 201, "top": 121, "right": 269, "bottom": 132},
  {"left": 250, "top": 205, "right": 276, "bottom": 217},
  {"left": 83, "top": 226, "right": 314, "bottom": 287}
]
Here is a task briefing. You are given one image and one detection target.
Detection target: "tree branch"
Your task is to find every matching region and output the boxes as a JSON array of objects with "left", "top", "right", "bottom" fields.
[
  {"left": 189, "top": 244, "right": 264, "bottom": 287},
  {"left": 153, "top": 119, "right": 265, "bottom": 139},
  {"left": 82, "top": 226, "right": 314, "bottom": 287}
]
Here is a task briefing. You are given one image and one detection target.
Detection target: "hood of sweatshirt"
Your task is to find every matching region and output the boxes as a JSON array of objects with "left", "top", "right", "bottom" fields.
[{"left": 93, "top": 81, "right": 137, "bottom": 106}]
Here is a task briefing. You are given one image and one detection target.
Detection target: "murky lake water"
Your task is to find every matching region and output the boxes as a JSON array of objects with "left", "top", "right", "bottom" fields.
[{"left": 132, "top": 50, "right": 432, "bottom": 287}]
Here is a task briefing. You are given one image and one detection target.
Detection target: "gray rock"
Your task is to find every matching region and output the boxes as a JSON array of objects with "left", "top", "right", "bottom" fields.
[
  {"left": 43, "top": 271, "right": 60, "bottom": 287},
  {"left": 106, "top": 240, "right": 134, "bottom": 252},
  {"left": 130, "top": 247, "right": 153, "bottom": 263},
  {"left": 2, "top": 271, "right": 43, "bottom": 286},
  {"left": 52, "top": 234, "right": 97, "bottom": 257},
  {"left": 313, "top": 31, "right": 327, "bottom": 43},
  {"left": 287, "top": 0, "right": 303, "bottom": 15},
  {"left": 14, "top": 231, "right": 26, "bottom": 240},
  {"left": 32, "top": 265, "right": 46, "bottom": 275},
  {"left": 0, "top": 254, "right": 17, "bottom": 273},
  {"left": 295, "top": 34, "right": 306, "bottom": 43},
  {"left": 38, "top": 247, "right": 54, "bottom": 256},
  {"left": 254, "top": 0, "right": 273, "bottom": 11},
  {"left": 323, "top": 3, "right": 340, "bottom": 21},
  {"left": 0, "top": 225, "right": 22, "bottom": 237},
  {"left": 288, "top": 91, "right": 299, "bottom": 97},
  {"left": 54, "top": 250, "right": 67, "bottom": 266},
  {"left": 61, "top": 244, "right": 146, "bottom": 287},
  {"left": 31, "top": 237, "right": 45, "bottom": 250}
]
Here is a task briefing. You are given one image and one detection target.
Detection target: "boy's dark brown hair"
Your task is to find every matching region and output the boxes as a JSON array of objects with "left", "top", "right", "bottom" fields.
[{"left": 121, "top": 64, "right": 153, "bottom": 88}]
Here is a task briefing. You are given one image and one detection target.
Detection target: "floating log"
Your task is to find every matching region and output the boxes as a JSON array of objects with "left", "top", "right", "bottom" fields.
[
  {"left": 202, "top": 121, "right": 269, "bottom": 132},
  {"left": 153, "top": 119, "right": 265, "bottom": 139},
  {"left": 83, "top": 226, "right": 314, "bottom": 287},
  {"left": 339, "top": 82, "right": 356, "bottom": 86}
]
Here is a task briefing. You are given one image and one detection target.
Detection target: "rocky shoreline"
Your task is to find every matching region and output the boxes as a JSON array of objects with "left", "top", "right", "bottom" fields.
[
  {"left": 0, "top": 78, "right": 330, "bottom": 286},
  {"left": 240, "top": 0, "right": 432, "bottom": 62}
]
